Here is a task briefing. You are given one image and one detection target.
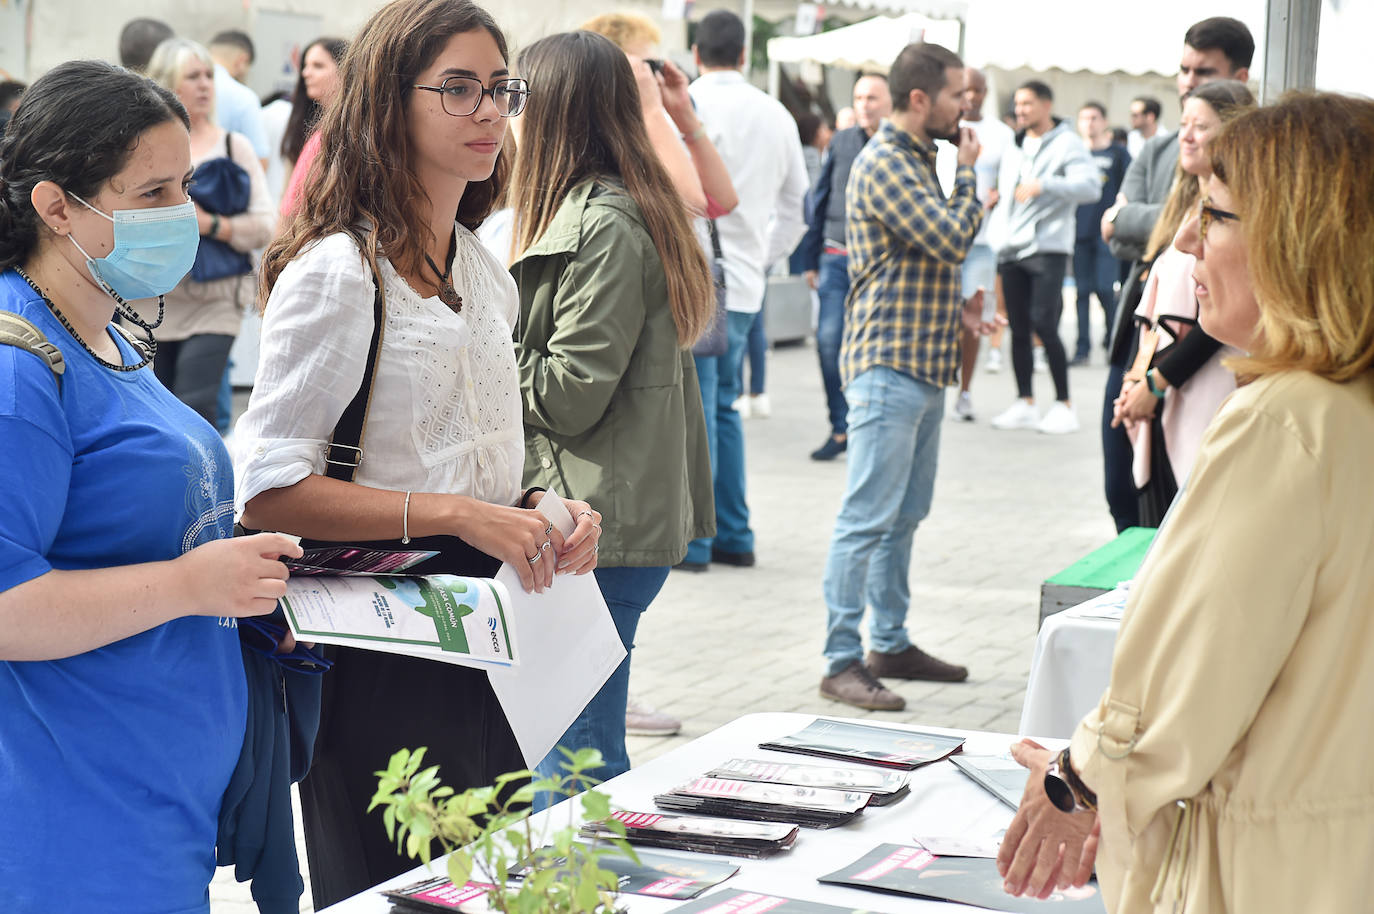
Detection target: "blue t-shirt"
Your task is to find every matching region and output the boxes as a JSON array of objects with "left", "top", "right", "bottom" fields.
[
  {"left": 0, "top": 270, "right": 246, "bottom": 913},
  {"left": 1076, "top": 142, "right": 1132, "bottom": 240}
]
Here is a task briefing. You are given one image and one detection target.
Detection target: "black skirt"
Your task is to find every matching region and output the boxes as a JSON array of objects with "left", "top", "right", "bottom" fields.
[{"left": 297, "top": 544, "right": 526, "bottom": 909}]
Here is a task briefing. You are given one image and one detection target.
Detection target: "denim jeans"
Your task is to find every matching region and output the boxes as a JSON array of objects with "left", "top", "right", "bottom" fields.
[
  {"left": 739, "top": 309, "right": 766, "bottom": 396},
  {"left": 1073, "top": 237, "right": 1119, "bottom": 357},
  {"left": 816, "top": 252, "right": 850, "bottom": 436},
  {"left": 822, "top": 366, "right": 943, "bottom": 676},
  {"left": 534, "top": 565, "right": 670, "bottom": 803},
  {"left": 686, "top": 309, "right": 756, "bottom": 562}
]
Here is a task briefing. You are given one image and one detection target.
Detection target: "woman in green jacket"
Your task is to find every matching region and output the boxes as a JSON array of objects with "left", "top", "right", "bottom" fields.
[{"left": 508, "top": 30, "right": 715, "bottom": 785}]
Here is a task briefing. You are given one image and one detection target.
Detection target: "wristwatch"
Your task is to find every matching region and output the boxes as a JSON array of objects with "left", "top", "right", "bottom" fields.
[{"left": 1044, "top": 747, "right": 1097, "bottom": 813}]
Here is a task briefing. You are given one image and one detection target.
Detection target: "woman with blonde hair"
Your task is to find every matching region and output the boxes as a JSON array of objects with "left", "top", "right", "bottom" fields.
[
  {"left": 1111, "top": 79, "right": 1253, "bottom": 523},
  {"left": 999, "top": 92, "right": 1374, "bottom": 913},
  {"left": 143, "top": 37, "right": 275, "bottom": 427},
  {"left": 234, "top": 0, "right": 601, "bottom": 905},
  {"left": 507, "top": 30, "right": 715, "bottom": 788}
]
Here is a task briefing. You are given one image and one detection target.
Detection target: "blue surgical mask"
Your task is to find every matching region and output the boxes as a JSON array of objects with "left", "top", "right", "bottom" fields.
[{"left": 68, "top": 194, "right": 200, "bottom": 303}]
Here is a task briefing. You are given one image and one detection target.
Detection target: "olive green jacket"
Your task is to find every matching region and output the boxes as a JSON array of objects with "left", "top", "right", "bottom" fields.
[{"left": 512, "top": 179, "right": 714, "bottom": 567}]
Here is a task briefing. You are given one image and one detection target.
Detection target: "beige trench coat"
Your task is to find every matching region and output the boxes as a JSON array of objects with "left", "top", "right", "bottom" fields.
[{"left": 1070, "top": 369, "right": 1374, "bottom": 913}]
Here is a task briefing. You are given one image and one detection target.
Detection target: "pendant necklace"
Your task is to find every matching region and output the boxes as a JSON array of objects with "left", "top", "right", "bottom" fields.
[
  {"left": 14, "top": 265, "right": 154, "bottom": 372},
  {"left": 423, "top": 233, "right": 463, "bottom": 313}
]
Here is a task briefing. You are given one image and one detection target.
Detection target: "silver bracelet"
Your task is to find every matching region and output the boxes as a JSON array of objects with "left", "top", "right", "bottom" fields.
[{"left": 401, "top": 490, "right": 412, "bottom": 544}]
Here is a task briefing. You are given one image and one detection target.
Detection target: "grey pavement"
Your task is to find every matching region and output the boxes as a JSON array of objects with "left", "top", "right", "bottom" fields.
[{"left": 211, "top": 314, "right": 1119, "bottom": 912}]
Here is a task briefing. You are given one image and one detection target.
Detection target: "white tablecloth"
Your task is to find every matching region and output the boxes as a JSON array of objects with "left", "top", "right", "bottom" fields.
[
  {"left": 1018, "top": 589, "right": 1127, "bottom": 740},
  {"left": 322, "top": 712, "right": 1053, "bottom": 912}
]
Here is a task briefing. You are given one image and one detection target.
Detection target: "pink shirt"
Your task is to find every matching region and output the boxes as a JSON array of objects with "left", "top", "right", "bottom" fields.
[{"left": 279, "top": 131, "right": 322, "bottom": 220}]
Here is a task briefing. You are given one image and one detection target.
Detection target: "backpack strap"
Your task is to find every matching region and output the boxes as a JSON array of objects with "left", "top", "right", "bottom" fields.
[
  {"left": 0, "top": 312, "right": 65, "bottom": 391},
  {"left": 322, "top": 239, "right": 386, "bottom": 482}
]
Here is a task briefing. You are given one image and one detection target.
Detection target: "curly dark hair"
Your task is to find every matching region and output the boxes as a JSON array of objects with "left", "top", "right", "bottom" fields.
[{"left": 0, "top": 60, "right": 188, "bottom": 270}]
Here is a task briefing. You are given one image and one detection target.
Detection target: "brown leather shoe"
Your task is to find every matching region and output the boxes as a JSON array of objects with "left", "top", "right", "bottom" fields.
[
  {"left": 866, "top": 645, "right": 969, "bottom": 682},
  {"left": 819, "top": 661, "right": 906, "bottom": 711}
]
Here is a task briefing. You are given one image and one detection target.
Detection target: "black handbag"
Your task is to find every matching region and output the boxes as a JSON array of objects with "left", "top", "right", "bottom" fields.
[
  {"left": 189, "top": 133, "right": 254, "bottom": 283},
  {"left": 691, "top": 220, "right": 729, "bottom": 358},
  {"left": 239, "top": 250, "right": 499, "bottom": 578}
]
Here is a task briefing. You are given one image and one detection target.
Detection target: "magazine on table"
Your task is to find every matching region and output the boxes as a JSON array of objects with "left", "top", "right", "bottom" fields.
[
  {"left": 580, "top": 810, "right": 798, "bottom": 858},
  {"left": 819, "top": 844, "right": 1107, "bottom": 913},
  {"left": 665, "top": 888, "right": 899, "bottom": 914},
  {"left": 383, "top": 877, "right": 498, "bottom": 913},
  {"left": 513, "top": 845, "right": 739, "bottom": 900},
  {"left": 759, "top": 718, "right": 965, "bottom": 769},
  {"left": 654, "top": 777, "right": 869, "bottom": 828},
  {"left": 704, "top": 758, "right": 911, "bottom": 806},
  {"left": 948, "top": 754, "right": 1030, "bottom": 810}
]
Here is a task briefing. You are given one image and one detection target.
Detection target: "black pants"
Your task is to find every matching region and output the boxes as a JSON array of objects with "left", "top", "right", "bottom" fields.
[
  {"left": 999, "top": 253, "right": 1070, "bottom": 403},
  {"left": 299, "top": 650, "right": 525, "bottom": 908},
  {"left": 1100, "top": 361, "right": 1140, "bottom": 532},
  {"left": 152, "top": 333, "right": 235, "bottom": 428}
]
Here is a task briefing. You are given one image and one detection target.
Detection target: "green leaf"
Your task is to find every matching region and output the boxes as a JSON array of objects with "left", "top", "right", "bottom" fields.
[
  {"left": 580, "top": 790, "right": 611, "bottom": 821},
  {"left": 382, "top": 805, "right": 397, "bottom": 842},
  {"left": 447, "top": 849, "right": 473, "bottom": 888}
]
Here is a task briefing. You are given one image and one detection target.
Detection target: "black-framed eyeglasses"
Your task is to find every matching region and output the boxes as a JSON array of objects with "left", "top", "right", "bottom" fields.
[
  {"left": 1198, "top": 198, "right": 1239, "bottom": 243},
  {"left": 411, "top": 76, "right": 530, "bottom": 117}
]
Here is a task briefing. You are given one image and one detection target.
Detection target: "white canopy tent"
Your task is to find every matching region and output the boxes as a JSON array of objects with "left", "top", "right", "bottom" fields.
[{"left": 768, "top": 13, "right": 964, "bottom": 75}]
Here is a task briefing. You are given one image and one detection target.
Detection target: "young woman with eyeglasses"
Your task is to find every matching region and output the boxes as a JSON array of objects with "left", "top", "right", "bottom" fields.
[
  {"left": 234, "top": 0, "right": 601, "bottom": 905},
  {"left": 0, "top": 60, "right": 300, "bottom": 914},
  {"left": 506, "top": 31, "right": 715, "bottom": 792}
]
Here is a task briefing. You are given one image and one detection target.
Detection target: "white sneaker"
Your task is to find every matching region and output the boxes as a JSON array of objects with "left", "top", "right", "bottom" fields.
[
  {"left": 731, "top": 395, "right": 751, "bottom": 418},
  {"left": 749, "top": 393, "right": 771, "bottom": 418},
  {"left": 990, "top": 400, "right": 1040, "bottom": 430},
  {"left": 952, "top": 391, "right": 975, "bottom": 421},
  {"left": 626, "top": 694, "right": 682, "bottom": 736},
  {"left": 985, "top": 348, "right": 1003, "bottom": 374},
  {"left": 1033, "top": 346, "right": 1048, "bottom": 374},
  {"left": 1038, "top": 401, "right": 1080, "bottom": 434}
]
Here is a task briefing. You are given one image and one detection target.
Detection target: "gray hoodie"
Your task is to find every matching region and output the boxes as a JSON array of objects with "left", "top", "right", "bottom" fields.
[{"left": 990, "top": 118, "right": 1100, "bottom": 261}]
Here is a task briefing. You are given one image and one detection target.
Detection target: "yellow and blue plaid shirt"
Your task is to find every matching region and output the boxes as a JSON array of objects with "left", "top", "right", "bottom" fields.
[{"left": 840, "top": 121, "right": 982, "bottom": 389}]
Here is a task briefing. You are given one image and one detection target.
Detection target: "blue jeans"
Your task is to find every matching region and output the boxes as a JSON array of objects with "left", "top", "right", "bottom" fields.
[
  {"left": 1073, "top": 237, "right": 1119, "bottom": 357},
  {"left": 739, "top": 310, "right": 766, "bottom": 396},
  {"left": 535, "top": 565, "right": 670, "bottom": 801},
  {"left": 822, "top": 366, "right": 943, "bottom": 676},
  {"left": 686, "top": 309, "right": 755, "bottom": 562},
  {"left": 816, "top": 253, "right": 850, "bottom": 437}
]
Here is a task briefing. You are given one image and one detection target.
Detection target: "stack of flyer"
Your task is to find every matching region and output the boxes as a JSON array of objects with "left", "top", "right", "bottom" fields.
[
  {"left": 704, "top": 758, "right": 911, "bottom": 806},
  {"left": 759, "top": 718, "right": 965, "bottom": 769},
  {"left": 580, "top": 810, "right": 799, "bottom": 858},
  {"left": 653, "top": 777, "right": 869, "bottom": 828}
]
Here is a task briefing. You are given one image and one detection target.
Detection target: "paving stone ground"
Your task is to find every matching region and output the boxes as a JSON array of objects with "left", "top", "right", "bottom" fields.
[{"left": 212, "top": 313, "right": 1118, "bottom": 912}]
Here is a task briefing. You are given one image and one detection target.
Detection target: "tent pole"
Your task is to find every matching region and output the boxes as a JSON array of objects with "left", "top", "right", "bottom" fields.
[
  {"left": 744, "top": 0, "right": 756, "bottom": 78},
  {"left": 1261, "top": 0, "right": 1321, "bottom": 103}
]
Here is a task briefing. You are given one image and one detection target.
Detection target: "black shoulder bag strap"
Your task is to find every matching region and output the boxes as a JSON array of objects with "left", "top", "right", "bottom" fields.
[{"left": 322, "top": 246, "right": 385, "bottom": 482}]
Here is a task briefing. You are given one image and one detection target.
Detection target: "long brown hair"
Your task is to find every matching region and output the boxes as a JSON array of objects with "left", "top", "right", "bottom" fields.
[
  {"left": 1144, "top": 80, "right": 1253, "bottom": 259},
  {"left": 508, "top": 31, "right": 713, "bottom": 346},
  {"left": 259, "top": 0, "right": 510, "bottom": 309},
  {"left": 1210, "top": 92, "right": 1374, "bottom": 381}
]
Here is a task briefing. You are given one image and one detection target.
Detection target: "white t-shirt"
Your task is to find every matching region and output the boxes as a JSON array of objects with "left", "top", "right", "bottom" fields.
[
  {"left": 233, "top": 226, "right": 524, "bottom": 514},
  {"left": 935, "top": 116, "right": 1016, "bottom": 246}
]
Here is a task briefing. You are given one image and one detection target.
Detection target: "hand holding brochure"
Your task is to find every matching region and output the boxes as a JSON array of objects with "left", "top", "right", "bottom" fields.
[{"left": 281, "top": 573, "right": 516, "bottom": 669}]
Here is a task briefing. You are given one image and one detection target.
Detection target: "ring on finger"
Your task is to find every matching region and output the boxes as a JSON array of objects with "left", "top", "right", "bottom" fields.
[
  {"left": 540, "top": 540, "right": 553, "bottom": 553},
  {"left": 577, "top": 511, "right": 594, "bottom": 520},
  {"left": 543, "top": 521, "right": 554, "bottom": 537},
  {"left": 525, "top": 552, "right": 540, "bottom": 564}
]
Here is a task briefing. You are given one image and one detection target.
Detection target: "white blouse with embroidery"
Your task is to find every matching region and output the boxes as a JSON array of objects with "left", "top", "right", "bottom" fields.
[{"left": 233, "top": 226, "right": 524, "bottom": 514}]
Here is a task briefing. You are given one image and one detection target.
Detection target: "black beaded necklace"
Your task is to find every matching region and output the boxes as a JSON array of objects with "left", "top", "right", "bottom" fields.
[
  {"left": 15, "top": 265, "right": 156, "bottom": 372},
  {"left": 423, "top": 232, "right": 463, "bottom": 312}
]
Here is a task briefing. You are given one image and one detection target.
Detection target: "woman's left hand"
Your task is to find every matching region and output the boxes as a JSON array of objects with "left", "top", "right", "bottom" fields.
[
  {"left": 556, "top": 499, "right": 601, "bottom": 575},
  {"left": 997, "top": 739, "right": 1100, "bottom": 899}
]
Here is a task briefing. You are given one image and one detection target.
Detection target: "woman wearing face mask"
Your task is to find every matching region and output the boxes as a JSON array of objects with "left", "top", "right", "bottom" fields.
[
  {"left": 236, "top": 0, "right": 602, "bottom": 906},
  {"left": 508, "top": 31, "right": 715, "bottom": 790},
  {"left": 143, "top": 38, "right": 275, "bottom": 429},
  {"left": 279, "top": 36, "right": 346, "bottom": 217},
  {"left": 1110, "top": 81, "right": 1253, "bottom": 524},
  {"left": 0, "top": 60, "right": 300, "bottom": 914}
]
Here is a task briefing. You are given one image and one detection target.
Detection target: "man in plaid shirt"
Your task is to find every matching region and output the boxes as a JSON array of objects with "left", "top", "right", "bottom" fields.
[{"left": 820, "top": 42, "right": 991, "bottom": 711}]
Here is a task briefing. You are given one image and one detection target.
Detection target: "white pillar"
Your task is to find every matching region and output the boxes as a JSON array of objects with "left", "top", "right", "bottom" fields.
[{"left": 1262, "top": 0, "right": 1322, "bottom": 103}]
